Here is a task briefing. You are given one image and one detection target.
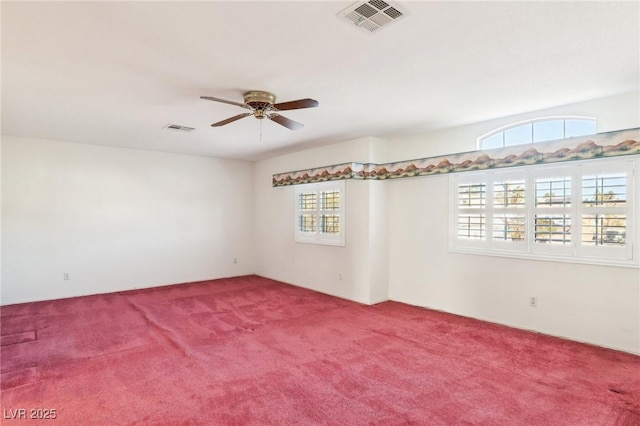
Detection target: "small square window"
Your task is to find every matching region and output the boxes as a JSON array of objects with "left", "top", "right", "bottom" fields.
[{"left": 295, "top": 181, "right": 345, "bottom": 246}]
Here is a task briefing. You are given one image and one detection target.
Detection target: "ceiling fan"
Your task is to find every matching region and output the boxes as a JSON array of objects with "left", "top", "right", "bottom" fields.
[{"left": 200, "top": 91, "right": 319, "bottom": 131}]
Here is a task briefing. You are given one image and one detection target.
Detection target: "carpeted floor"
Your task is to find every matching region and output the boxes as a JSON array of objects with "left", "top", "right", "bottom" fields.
[{"left": 1, "top": 275, "right": 638, "bottom": 425}]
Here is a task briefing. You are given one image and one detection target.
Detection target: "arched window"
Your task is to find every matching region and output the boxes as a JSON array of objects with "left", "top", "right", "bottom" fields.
[{"left": 478, "top": 117, "right": 597, "bottom": 150}]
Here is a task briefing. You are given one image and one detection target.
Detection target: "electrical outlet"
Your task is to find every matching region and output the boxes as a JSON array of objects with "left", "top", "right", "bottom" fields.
[
  {"left": 233, "top": 258, "right": 238, "bottom": 264},
  {"left": 338, "top": 272, "right": 342, "bottom": 281},
  {"left": 63, "top": 273, "right": 70, "bottom": 280},
  {"left": 529, "top": 296, "right": 537, "bottom": 307}
]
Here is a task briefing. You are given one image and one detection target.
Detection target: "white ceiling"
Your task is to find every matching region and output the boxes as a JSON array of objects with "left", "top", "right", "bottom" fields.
[{"left": 2, "top": 1, "right": 639, "bottom": 161}]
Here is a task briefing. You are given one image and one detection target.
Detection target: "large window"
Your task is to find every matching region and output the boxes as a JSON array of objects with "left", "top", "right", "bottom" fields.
[
  {"left": 479, "top": 117, "right": 597, "bottom": 150},
  {"left": 450, "top": 157, "right": 637, "bottom": 267},
  {"left": 295, "top": 181, "right": 345, "bottom": 246}
]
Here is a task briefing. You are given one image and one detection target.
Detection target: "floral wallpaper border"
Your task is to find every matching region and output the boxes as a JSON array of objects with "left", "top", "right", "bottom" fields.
[{"left": 272, "top": 128, "right": 640, "bottom": 187}]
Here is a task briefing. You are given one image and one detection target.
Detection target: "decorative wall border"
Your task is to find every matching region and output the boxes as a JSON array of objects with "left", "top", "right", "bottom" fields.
[{"left": 272, "top": 128, "right": 640, "bottom": 187}]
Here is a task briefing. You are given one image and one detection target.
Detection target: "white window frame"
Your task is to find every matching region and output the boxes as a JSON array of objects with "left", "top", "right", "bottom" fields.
[
  {"left": 529, "top": 168, "right": 574, "bottom": 257},
  {"left": 577, "top": 161, "right": 633, "bottom": 261},
  {"left": 490, "top": 170, "right": 528, "bottom": 253},
  {"left": 454, "top": 174, "right": 488, "bottom": 250},
  {"left": 295, "top": 180, "right": 345, "bottom": 246},
  {"left": 450, "top": 156, "right": 638, "bottom": 268}
]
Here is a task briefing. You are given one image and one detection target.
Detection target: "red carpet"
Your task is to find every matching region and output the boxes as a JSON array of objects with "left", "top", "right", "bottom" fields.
[{"left": 1, "top": 275, "right": 638, "bottom": 424}]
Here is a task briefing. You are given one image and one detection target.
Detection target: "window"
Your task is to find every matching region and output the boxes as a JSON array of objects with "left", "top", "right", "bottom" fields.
[
  {"left": 479, "top": 117, "right": 597, "bottom": 150},
  {"left": 531, "top": 173, "right": 573, "bottom": 255},
  {"left": 295, "top": 181, "right": 345, "bottom": 246},
  {"left": 581, "top": 173, "right": 627, "bottom": 247},
  {"left": 493, "top": 179, "right": 526, "bottom": 245},
  {"left": 450, "top": 157, "right": 637, "bottom": 267},
  {"left": 457, "top": 182, "right": 486, "bottom": 240}
]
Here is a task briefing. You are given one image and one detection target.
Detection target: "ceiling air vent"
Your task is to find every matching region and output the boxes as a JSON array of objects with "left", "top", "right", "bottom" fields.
[
  {"left": 338, "top": 0, "right": 408, "bottom": 34},
  {"left": 164, "top": 124, "right": 195, "bottom": 132}
]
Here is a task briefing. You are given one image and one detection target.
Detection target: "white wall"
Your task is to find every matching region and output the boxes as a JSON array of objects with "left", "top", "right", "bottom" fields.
[
  {"left": 387, "top": 174, "right": 640, "bottom": 354},
  {"left": 385, "top": 91, "right": 640, "bottom": 354},
  {"left": 1, "top": 136, "right": 254, "bottom": 305},
  {"left": 253, "top": 137, "right": 389, "bottom": 304}
]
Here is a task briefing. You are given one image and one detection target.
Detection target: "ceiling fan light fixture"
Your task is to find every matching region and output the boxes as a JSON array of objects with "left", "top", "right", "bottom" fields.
[{"left": 201, "top": 90, "right": 319, "bottom": 131}]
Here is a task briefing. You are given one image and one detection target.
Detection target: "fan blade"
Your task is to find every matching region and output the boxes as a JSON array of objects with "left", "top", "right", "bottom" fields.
[
  {"left": 200, "top": 96, "right": 250, "bottom": 109},
  {"left": 272, "top": 98, "right": 319, "bottom": 111},
  {"left": 268, "top": 114, "right": 304, "bottom": 130},
  {"left": 211, "top": 113, "right": 253, "bottom": 127}
]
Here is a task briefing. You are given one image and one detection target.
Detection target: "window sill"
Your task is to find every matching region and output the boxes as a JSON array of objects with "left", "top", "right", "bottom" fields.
[{"left": 450, "top": 246, "right": 639, "bottom": 268}]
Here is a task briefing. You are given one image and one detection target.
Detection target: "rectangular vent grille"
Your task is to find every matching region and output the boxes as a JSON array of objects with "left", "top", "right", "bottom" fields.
[
  {"left": 165, "top": 124, "right": 195, "bottom": 132},
  {"left": 338, "top": 0, "right": 407, "bottom": 34}
]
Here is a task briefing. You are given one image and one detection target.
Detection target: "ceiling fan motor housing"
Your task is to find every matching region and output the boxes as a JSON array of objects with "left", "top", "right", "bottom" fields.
[{"left": 244, "top": 91, "right": 276, "bottom": 117}]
